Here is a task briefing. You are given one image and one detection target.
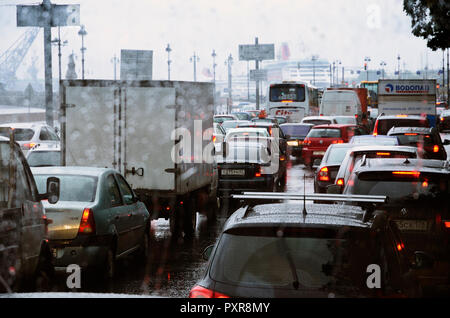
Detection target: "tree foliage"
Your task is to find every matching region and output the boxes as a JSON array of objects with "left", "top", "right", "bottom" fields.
[{"left": 403, "top": 0, "right": 450, "bottom": 50}]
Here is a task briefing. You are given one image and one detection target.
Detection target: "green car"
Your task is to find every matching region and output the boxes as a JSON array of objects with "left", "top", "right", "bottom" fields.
[{"left": 31, "top": 166, "right": 151, "bottom": 278}]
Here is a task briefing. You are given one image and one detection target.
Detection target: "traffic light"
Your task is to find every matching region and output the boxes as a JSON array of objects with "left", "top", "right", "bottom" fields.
[{"left": 364, "top": 63, "right": 367, "bottom": 71}]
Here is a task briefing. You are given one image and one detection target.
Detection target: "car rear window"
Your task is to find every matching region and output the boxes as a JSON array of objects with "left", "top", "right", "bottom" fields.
[
  {"left": 393, "top": 134, "right": 435, "bottom": 147},
  {"left": 280, "top": 125, "right": 312, "bottom": 137},
  {"left": 27, "top": 151, "right": 61, "bottom": 167},
  {"left": 0, "top": 128, "right": 35, "bottom": 141},
  {"left": 210, "top": 227, "right": 379, "bottom": 296},
  {"left": 34, "top": 174, "right": 97, "bottom": 202},
  {"left": 307, "top": 128, "right": 341, "bottom": 138},
  {"left": 377, "top": 118, "right": 429, "bottom": 135},
  {"left": 324, "top": 146, "right": 352, "bottom": 165},
  {"left": 334, "top": 117, "right": 356, "bottom": 125},
  {"left": 350, "top": 136, "right": 399, "bottom": 146},
  {"left": 303, "top": 119, "right": 332, "bottom": 125}
]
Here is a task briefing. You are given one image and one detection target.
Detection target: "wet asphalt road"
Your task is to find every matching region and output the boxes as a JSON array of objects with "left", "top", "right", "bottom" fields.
[{"left": 50, "top": 157, "right": 314, "bottom": 297}]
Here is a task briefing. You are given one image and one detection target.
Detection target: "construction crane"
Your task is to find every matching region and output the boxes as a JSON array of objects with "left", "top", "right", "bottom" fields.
[{"left": 0, "top": 28, "right": 40, "bottom": 88}]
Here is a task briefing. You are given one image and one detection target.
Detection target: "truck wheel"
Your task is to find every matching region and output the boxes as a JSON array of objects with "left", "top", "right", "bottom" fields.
[
  {"left": 34, "top": 246, "right": 54, "bottom": 292},
  {"left": 183, "top": 198, "right": 197, "bottom": 238}
]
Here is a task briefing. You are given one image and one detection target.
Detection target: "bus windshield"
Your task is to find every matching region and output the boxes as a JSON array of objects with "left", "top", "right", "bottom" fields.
[{"left": 270, "top": 84, "right": 305, "bottom": 102}]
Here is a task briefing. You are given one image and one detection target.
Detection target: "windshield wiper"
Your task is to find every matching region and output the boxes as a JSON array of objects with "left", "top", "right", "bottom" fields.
[{"left": 277, "top": 237, "right": 300, "bottom": 290}]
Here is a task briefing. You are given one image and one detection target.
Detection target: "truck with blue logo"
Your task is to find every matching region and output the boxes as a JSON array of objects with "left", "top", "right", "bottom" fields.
[{"left": 378, "top": 79, "right": 437, "bottom": 126}]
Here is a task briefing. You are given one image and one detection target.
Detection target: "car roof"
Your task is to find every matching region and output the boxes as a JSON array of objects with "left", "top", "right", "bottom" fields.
[
  {"left": 352, "top": 135, "right": 396, "bottom": 139},
  {"left": 223, "top": 203, "right": 373, "bottom": 232},
  {"left": 31, "top": 166, "right": 116, "bottom": 177},
  {"left": 387, "top": 126, "right": 434, "bottom": 134},
  {"left": 0, "top": 136, "right": 9, "bottom": 142},
  {"left": 226, "top": 127, "right": 268, "bottom": 133},
  {"left": 312, "top": 124, "right": 357, "bottom": 129},
  {"left": 347, "top": 145, "right": 417, "bottom": 154},
  {"left": 0, "top": 122, "right": 46, "bottom": 129},
  {"left": 239, "top": 122, "right": 277, "bottom": 127},
  {"left": 352, "top": 158, "right": 450, "bottom": 174},
  {"left": 302, "top": 116, "right": 335, "bottom": 120},
  {"left": 377, "top": 115, "right": 426, "bottom": 120},
  {"left": 280, "top": 123, "right": 314, "bottom": 127}
]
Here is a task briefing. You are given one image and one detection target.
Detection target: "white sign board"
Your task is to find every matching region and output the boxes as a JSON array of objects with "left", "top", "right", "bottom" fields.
[
  {"left": 250, "top": 69, "right": 268, "bottom": 81},
  {"left": 120, "top": 50, "right": 153, "bottom": 81},
  {"left": 378, "top": 79, "right": 436, "bottom": 96},
  {"left": 239, "top": 44, "right": 274, "bottom": 61},
  {"left": 17, "top": 4, "right": 80, "bottom": 27}
]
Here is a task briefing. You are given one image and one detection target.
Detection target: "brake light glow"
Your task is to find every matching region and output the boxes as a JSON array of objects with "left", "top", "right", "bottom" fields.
[
  {"left": 397, "top": 243, "right": 405, "bottom": 251},
  {"left": 441, "top": 117, "right": 444, "bottom": 122},
  {"left": 189, "top": 285, "right": 230, "bottom": 298},
  {"left": 433, "top": 145, "right": 439, "bottom": 153},
  {"left": 318, "top": 167, "right": 330, "bottom": 182},
  {"left": 336, "top": 178, "right": 344, "bottom": 186},
  {"left": 444, "top": 221, "right": 450, "bottom": 229},
  {"left": 392, "top": 171, "right": 420, "bottom": 177},
  {"left": 212, "top": 136, "right": 216, "bottom": 143},
  {"left": 376, "top": 152, "right": 391, "bottom": 156},
  {"left": 22, "top": 142, "right": 36, "bottom": 149},
  {"left": 332, "top": 139, "right": 344, "bottom": 144},
  {"left": 422, "top": 180, "right": 428, "bottom": 188},
  {"left": 396, "top": 115, "right": 408, "bottom": 118},
  {"left": 281, "top": 100, "right": 293, "bottom": 103},
  {"left": 404, "top": 133, "right": 418, "bottom": 136},
  {"left": 78, "top": 208, "right": 96, "bottom": 234},
  {"left": 255, "top": 166, "right": 262, "bottom": 177}
]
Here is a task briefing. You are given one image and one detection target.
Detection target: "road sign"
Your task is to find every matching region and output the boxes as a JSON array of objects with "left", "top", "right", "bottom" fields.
[
  {"left": 239, "top": 44, "right": 274, "bottom": 61},
  {"left": 250, "top": 69, "right": 267, "bottom": 81},
  {"left": 120, "top": 50, "right": 153, "bottom": 81},
  {"left": 17, "top": 4, "right": 80, "bottom": 27}
]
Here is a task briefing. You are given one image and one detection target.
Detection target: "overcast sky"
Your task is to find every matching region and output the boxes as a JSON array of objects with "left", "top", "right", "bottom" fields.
[{"left": 0, "top": 0, "right": 446, "bottom": 82}]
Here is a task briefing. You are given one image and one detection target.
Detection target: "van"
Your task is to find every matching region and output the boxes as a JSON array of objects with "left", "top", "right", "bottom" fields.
[{"left": 319, "top": 90, "right": 362, "bottom": 123}]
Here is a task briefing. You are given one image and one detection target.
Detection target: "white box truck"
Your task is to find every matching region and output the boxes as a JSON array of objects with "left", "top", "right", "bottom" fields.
[
  {"left": 60, "top": 80, "right": 218, "bottom": 237},
  {"left": 378, "top": 79, "right": 437, "bottom": 126}
]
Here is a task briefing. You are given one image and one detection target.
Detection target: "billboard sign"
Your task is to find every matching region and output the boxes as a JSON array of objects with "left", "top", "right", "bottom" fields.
[
  {"left": 120, "top": 49, "right": 153, "bottom": 81},
  {"left": 239, "top": 44, "right": 274, "bottom": 61}
]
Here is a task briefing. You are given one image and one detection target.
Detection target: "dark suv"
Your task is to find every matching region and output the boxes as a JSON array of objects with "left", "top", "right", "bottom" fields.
[
  {"left": 387, "top": 126, "right": 448, "bottom": 160},
  {"left": 342, "top": 158, "right": 450, "bottom": 296},
  {"left": 190, "top": 200, "right": 421, "bottom": 298},
  {"left": 373, "top": 115, "right": 429, "bottom": 136}
]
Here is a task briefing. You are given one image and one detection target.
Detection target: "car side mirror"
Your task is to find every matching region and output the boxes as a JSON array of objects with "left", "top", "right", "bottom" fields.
[
  {"left": 45, "top": 177, "right": 60, "bottom": 204},
  {"left": 202, "top": 245, "right": 214, "bottom": 261},
  {"left": 443, "top": 139, "right": 450, "bottom": 146},
  {"left": 412, "top": 251, "right": 434, "bottom": 270},
  {"left": 326, "top": 184, "right": 342, "bottom": 194}
]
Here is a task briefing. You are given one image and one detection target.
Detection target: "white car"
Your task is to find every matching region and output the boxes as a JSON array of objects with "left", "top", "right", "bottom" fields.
[
  {"left": 0, "top": 122, "right": 60, "bottom": 155},
  {"left": 26, "top": 143, "right": 61, "bottom": 167}
]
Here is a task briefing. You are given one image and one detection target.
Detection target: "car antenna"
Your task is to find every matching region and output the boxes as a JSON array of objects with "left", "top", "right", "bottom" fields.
[{"left": 302, "top": 174, "right": 307, "bottom": 216}]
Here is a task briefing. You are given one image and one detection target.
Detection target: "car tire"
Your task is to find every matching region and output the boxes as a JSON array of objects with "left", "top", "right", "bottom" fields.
[{"left": 104, "top": 245, "right": 116, "bottom": 280}]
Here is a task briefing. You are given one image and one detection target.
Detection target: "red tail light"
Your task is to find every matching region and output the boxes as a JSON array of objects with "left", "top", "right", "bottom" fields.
[
  {"left": 318, "top": 167, "right": 330, "bottom": 181},
  {"left": 22, "top": 142, "right": 36, "bottom": 149},
  {"left": 78, "top": 208, "right": 96, "bottom": 235},
  {"left": 336, "top": 178, "right": 344, "bottom": 186},
  {"left": 444, "top": 221, "right": 450, "bottom": 229},
  {"left": 376, "top": 152, "right": 391, "bottom": 156},
  {"left": 189, "top": 285, "right": 230, "bottom": 298},
  {"left": 212, "top": 135, "right": 216, "bottom": 143},
  {"left": 396, "top": 242, "right": 405, "bottom": 251},
  {"left": 433, "top": 145, "right": 439, "bottom": 153},
  {"left": 332, "top": 139, "right": 344, "bottom": 144},
  {"left": 392, "top": 171, "right": 420, "bottom": 178},
  {"left": 255, "top": 166, "right": 262, "bottom": 177},
  {"left": 373, "top": 121, "right": 378, "bottom": 136}
]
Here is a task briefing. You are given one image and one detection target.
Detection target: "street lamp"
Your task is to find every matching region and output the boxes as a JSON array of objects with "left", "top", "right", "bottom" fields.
[
  {"left": 78, "top": 25, "right": 87, "bottom": 80},
  {"left": 335, "top": 59, "right": 342, "bottom": 86},
  {"left": 51, "top": 26, "right": 68, "bottom": 82},
  {"left": 397, "top": 54, "right": 401, "bottom": 79},
  {"left": 364, "top": 57, "right": 371, "bottom": 81},
  {"left": 166, "top": 44, "right": 172, "bottom": 80},
  {"left": 190, "top": 52, "right": 200, "bottom": 82},
  {"left": 380, "top": 61, "right": 387, "bottom": 79},
  {"left": 211, "top": 49, "right": 217, "bottom": 85}
]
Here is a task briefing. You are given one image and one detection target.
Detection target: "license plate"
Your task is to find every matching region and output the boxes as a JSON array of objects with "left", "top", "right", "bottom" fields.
[
  {"left": 395, "top": 220, "right": 428, "bottom": 231},
  {"left": 222, "top": 169, "right": 245, "bottom": 176},
  {"left": 313, "top": 151, "right": 325, "bottom": 156}
]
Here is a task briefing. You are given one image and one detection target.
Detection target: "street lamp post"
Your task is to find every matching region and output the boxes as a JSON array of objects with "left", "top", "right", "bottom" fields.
[
  {"left": 51, "top": 26, "right": 68, "bottom": 82},
  {"left": 78, "top": 25, "right": 87, "bottom": 80},
  {"left": 397, "top": 54, "right": 401, "bottom": 79},
  {"left": 212, "top": 49, "right": 217, "bottom": 85},
  {"left": 364, "top": 57, "right": 371, "bottom": 82},
  {"left": 166, "top": 44, "right": 172, "bottom": 80},
  {"left": 312, "top": 55, "right": 318, "bottom": 86},
  {"left": 110, "top": 54, "right": 119, "bottom": 80},
  {"left": 190, "top": 52, "right": 199, "bottom": 82},
  {"left": 380, "top": 61, "right": 387, "bottom": 79},
  {"left": 225, "top": 54, "right": 233, "bottom": 113}
]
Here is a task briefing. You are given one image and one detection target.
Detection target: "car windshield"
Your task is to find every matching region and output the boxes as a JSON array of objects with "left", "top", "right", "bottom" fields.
[
  {"left": 281, "top": 125, "right": 311, "bottom": 138},
  {"left": 325, "top": 147, "right": 352, "bottom": 165},
  {"left": 210, "top": 227, "right": 378, "bottom": 296},
  {"left": 27, "top": 151, "right": 61, "bottom": 167},
  {"left": 0, "top": 128, "right": 35, "bottom": 141},
  {"left": 307, "top": 128, "right": 341, "bottom": 138},
  {"left": 34, "top": 174, "right": 97, "bottom": 202},
  {"left": 269, "top": 84, "right": 305, "bottom": 102},
  {"left": 303, "top": 119, "right": 332, "bottom": 125},
  {"left": 334, "top": 117, "right": 356, "bottom": 124},
  {"left": 221, "top": 121, "right": 246, "bottom": 131}
]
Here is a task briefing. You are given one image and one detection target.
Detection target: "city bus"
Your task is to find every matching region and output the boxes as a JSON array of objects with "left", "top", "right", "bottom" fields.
[{"left": 266, "top": 81, "right": 319, "bottom": 123}]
